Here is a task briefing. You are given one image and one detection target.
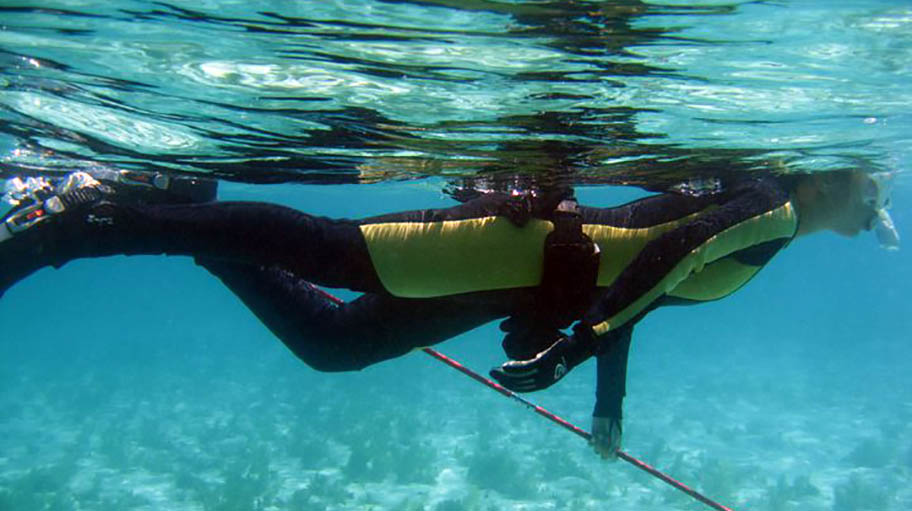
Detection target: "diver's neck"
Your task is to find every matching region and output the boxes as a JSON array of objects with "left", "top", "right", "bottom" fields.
[{"left": 792, "top": 186, "right": 829, "bottom": 238}]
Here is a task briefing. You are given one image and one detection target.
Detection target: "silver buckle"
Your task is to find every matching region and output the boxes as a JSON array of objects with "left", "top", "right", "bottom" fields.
[
  {"left": 5, "top": 202, "right": 51, "bottom": 234},
  {"left": 118, "top": 170, "right": 170, "bottom": 190}
]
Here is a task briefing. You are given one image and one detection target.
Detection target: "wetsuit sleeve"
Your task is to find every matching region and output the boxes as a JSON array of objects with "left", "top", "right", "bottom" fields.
[
  {"left": 593, "top": 324, "right": 633, "bottom": 420},
  {"left": 582, "top": 179, "right": 797, "bottom": 339}
]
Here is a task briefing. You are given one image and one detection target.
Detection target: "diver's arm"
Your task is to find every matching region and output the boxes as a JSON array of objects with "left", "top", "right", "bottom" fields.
[
  {"left": 582, "top": 178, "right": 795, "bottom": 339},
  {"left": 591, "top": 324, "right": 633, "bottom": 459},
  {"left": 491, "top": 179, "right": 796, "bottom": 393}
]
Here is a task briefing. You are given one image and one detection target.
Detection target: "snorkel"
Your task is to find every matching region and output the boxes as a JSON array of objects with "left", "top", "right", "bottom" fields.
[{"left": 864, "top": 172, "right": 900, "bottom": 250}]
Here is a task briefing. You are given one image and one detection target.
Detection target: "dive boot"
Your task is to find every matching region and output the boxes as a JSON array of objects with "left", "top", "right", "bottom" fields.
[{"left": 0, "top": 170, "right": 217, "bottom": 298}]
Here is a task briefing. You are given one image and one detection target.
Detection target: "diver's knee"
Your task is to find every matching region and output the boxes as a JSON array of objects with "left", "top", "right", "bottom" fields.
[
  {"left": 306, "top": 358, "right": 368, "bottom": 373},
  {"left": 296, "top": 350, "right": 369, "bottom": 373}
]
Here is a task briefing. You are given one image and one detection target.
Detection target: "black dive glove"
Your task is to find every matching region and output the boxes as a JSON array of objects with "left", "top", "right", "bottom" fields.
[
  {"left": 445, "top": 187, "right": 574, "bottom": 228},
  {"left": 497, "top": 189, "right": 571, "bottom": 228},
  {"left": 490, "top": 332, "right": 595, "bottom": 392},
  {"left": 499, "top": 316, "right": 563, "bottom": 361}
]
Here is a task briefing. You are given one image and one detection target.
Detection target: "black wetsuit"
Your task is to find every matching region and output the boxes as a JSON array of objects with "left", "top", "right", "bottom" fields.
[{"left": 4, "top": 178, "right": 798, "bottom": 423}]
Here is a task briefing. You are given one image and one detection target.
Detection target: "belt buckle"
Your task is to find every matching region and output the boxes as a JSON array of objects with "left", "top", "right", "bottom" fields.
[{"left": 5, "top": 202, "right": 50, "bottom": 234}]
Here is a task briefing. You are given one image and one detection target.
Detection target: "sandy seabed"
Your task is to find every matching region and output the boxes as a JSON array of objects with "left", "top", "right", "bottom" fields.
[{"left": 1, "top": 327, "right": 910, "bottom": 511}]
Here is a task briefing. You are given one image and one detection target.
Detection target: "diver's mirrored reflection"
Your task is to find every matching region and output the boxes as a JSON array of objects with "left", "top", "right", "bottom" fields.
[{"left": 1, "top": 1, "right": 909, "bottom": 186}]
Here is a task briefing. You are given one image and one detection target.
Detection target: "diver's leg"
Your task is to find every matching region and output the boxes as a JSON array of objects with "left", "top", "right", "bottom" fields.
[
  {"left": 86, "top": 200, "right": 384, "bottom": 290},
  {"left": 197, "top": 258, "right": 509, "bottom": 372},
  {"left": 1, "top": 195, "right": 384, "bottom": 296}
]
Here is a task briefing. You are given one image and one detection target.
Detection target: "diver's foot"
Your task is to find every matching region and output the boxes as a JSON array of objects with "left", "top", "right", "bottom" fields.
[
  {"left": 1, "top": 172, "right": 112, "bottom": 297},
  {"left": 1, "top": 169, "right": 216, "bottom": 240},
  {"left": 0, "top": 169, "right": 216, "bottom": 298},
  {"left": 1, "top": 172, "right": 110, "bottom": 244}
]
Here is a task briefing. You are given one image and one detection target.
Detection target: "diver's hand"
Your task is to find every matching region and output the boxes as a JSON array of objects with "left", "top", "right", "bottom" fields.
[
  {"left": 490, "top": 335, "right": 585, "bottom": 392},
  {"left": 591, "top": 416, "right": 622, "bottom": 461},
  {"left": 499, "top": 316, "right": 563, "bottom": 361}
]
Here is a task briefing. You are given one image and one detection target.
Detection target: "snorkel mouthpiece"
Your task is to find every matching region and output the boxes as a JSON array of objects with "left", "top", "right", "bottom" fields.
[
  {"left": 867, "top": 172, "right": 899, "bottom": 250},
  {"left": 874, "top": 208, "right": 900, "bottom": 250}
]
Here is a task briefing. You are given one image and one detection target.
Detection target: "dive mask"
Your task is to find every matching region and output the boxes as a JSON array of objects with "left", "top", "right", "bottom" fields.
[{"left": 864, "top": 172, "right": 899, "bottom": 250}]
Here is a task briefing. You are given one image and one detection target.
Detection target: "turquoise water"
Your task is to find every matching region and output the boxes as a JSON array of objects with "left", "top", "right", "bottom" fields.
[{"left": 1, "top": 1, "right": 910, "bottom": 510}]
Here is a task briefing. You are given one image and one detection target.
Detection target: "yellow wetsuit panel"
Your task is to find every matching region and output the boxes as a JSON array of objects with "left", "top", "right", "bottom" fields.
[
  {"left": 360, "top": 217, "right": 553, "bottom": 298},
  {"left": 667, "top": 257, "right": 762, "bottom": 301}
]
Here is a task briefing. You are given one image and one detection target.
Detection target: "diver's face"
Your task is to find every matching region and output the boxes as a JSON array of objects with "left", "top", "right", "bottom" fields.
[{"left": 828, "top": 175, "right": 881, "bottom": 237}]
